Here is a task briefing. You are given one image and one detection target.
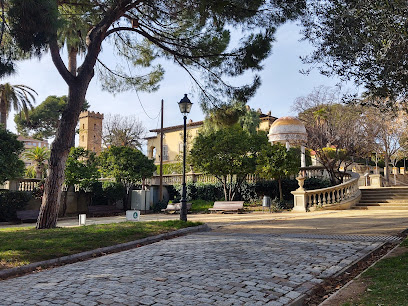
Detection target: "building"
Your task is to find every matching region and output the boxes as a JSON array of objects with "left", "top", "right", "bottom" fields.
[
  {"left": 17, "top": 136, "right": 49, "bottom": 168},
  {"left": 146, "top": 109, "right": 277, "bottom": 164},
  {"left": 78, "top": 111, "right": 104, "bottom": 154}
]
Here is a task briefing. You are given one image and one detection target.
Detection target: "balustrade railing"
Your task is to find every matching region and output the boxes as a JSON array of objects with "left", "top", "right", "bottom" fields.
[
  {"left": 292, "top": 172, "right": 360, "bottom": 211},
  {"left": 18, "top": 179, "right": 41, "bottom": 191}
]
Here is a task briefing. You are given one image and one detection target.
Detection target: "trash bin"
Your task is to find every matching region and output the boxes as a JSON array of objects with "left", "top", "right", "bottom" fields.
[{"left": 262, "top": 196, "right": 271, "bottom": 212}]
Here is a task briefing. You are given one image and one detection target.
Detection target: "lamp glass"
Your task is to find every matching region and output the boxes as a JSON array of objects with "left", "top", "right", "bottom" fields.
[{"left": 178, "top": 94, "right": 193, "bottom": 114}]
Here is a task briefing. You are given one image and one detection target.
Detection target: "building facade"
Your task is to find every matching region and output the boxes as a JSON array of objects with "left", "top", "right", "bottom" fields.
[
  {"left": 78, "top": 111, "right": 104, "bottom": 154},
  {"left": 146, "top": 109, "right": 277, "bottom": 165},
  {"left": 17, "top": 136, "right": 49, "bottom": 168}
]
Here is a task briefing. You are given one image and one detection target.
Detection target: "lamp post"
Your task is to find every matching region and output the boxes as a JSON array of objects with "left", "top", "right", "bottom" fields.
[{"left": 178, "top": 94, "right": 193, "bottom": 221}]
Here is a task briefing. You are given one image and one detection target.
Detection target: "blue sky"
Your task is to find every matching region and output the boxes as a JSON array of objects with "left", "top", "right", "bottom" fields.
[{"left": 3, "top": 22, "right": 347, "bottom": 139}]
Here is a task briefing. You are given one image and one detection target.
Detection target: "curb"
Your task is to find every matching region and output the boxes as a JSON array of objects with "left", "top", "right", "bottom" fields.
[
  {"left": 0, "top": 224, "right": 211, "bottom": 280},
  {"left": 287, "top": 240, "right": 395, "bottom": 306},
  {"left": 319, "top": 242, "right": 402, "bottom": 306}
]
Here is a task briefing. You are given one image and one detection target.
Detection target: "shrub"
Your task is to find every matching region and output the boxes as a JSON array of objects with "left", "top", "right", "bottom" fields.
[
  {"left": 167, "top": 177, "right": 331, "bottom": 204},
  {"left": 91, "top": 182, "right": 126, "bottom": 205},
  {"left": 0, "top": 190, "right": 31, "bottom": 221}
]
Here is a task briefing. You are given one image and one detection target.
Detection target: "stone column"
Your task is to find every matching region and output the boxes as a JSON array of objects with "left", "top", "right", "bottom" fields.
[
  {"left": 291, "top": 176, "right": 307, "bottom": 212},
  {"left": 301, "top": 145, "right": 306, "bottom": 168}
]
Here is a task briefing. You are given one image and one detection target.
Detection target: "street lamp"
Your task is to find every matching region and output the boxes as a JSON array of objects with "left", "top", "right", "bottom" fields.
[{"left": 178, "top": 94, "right": 193, "bottom": 221}]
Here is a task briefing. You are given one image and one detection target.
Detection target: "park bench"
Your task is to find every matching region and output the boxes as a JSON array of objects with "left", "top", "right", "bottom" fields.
[
  {"left": 208, "top": 201, "right": 244, "bottom": 213},
  {"left": 16, "top": 210, "right": 39, "bottom": 222},
  {"left": 162, "top": 202, "right": 192, "bottom": 213},
  {"left": 87, "top": 205, "right": 123, "bottom": 217}
]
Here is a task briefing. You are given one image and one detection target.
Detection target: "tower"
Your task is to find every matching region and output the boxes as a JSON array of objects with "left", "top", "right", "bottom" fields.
[{"left": 78, "top": 111, "right": 104, "bottom": 154}]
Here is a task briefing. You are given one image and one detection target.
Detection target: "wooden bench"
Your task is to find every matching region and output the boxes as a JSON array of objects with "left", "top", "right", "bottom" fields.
[
  {"left": 162, "top": 202, "right": 192, "bottom": 213},
  {"left": 88, "top": 205, "right": 123, "bottom": 217},
  {"left": 16, "top": 210, "right": 40, "bottom": 222},
  {"left": 208, "top": 201, "right": 245, "bottom": 213}
]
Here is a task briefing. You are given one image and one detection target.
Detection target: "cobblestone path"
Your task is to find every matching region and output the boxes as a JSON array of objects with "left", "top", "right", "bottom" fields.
[{"left": 0, "top": 232, "right": 386, "bottom": 306}]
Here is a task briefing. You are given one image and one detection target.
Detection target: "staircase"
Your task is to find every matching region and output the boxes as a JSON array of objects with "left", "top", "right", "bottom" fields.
[{"left": 354, "top": 187, "right": 408, "bottom": 210}]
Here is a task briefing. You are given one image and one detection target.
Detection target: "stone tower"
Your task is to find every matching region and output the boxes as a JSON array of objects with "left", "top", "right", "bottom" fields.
[{"left": 78, "top": 111, "right": 104, "bottom": 154}]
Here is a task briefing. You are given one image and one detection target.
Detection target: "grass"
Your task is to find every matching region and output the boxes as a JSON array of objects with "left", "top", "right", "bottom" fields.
[
  {"left": 0, "top": 220, "right": 201, "bottom": 270},
  {"left": 190, "top": 199, "right": 213, "bottom": 212},
  {"left": 344, "top": 238, "right": 408, "bottom": 305}
]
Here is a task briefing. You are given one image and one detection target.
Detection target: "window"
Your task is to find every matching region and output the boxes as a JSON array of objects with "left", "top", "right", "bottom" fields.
[
  {"left": 162, "top": 145, "right": 168, "bottom": 161},
  {"left": 82, "top": 124, "right": 85, "bottom": 129},
  {"left": 179, "top": 142, "right": 183, "bottom": 153},
  {"left": 94, "top": 123, "right": 97, "bottom": 130},
  {"left": 81, "top": 135, "right": 85, "bottom": 142}
]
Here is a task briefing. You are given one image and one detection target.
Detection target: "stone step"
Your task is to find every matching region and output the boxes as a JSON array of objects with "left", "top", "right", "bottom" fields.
[
  {"left": 359, "top": 199, "right": 408, "bottom": 203},
  {"left": 356, "top": 203, "right": 408, "bottom": 206},
  {"left": 352, "top": 206, "right": 408, "bottom": 210}
]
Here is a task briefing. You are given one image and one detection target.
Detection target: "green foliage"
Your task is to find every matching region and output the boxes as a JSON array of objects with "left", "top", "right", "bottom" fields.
[
  {"left": 170, "top": 177, "right": 330, "bottom": 205},
  {"left": 191, "top": 125, "right": 267, "bottom": 200},
  {"left": 202, "top": 101, "right": 260, "bottom": 134},
  {"left": 15, "top": 96, "right": 89, "bottom": 139},
  {"left": 0, "top": 128, "right": 25, "bottom": 184},
  {"left": 152, "top": 200, "right": 167, "bottom": 213},
  {"left": 302, "top": 1, "right": 408, "bottom": 101},
  {"left": 64, "top": 147, "right": 99, "bottom": 190},
  {"left": 8, "top": 0, "right": 60, "bottom": 54},
  {"left": 23, "top": 146, "right": 50, "bottom": 179},
  {"left": 99, "top": 146, "right": 156, "bottom": 188},
  {"left": 0, "top": 83, "right": 37, "bottom": 130},
  {"left": 0, "top": 190, "right": 31, "bottom": 221},
  {"left": 24, "top": 166, "right": 36, "bottom": 179},
  {"left": 257, "top": 143, "right": 300, "bottom": 180},
  {"left": 91, "top": 182, "right": 125, "bottom": 206}
]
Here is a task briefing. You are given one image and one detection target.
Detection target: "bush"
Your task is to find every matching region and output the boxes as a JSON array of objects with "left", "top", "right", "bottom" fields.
[
  {"left": 91, "top": 182, "right": 125, "bottom": 205},
  {"left": 0, "top": 191, "right": 31, "bottom": 221},
  {"left": 167, "top": 177, "right": 331, "bottom": 204}
]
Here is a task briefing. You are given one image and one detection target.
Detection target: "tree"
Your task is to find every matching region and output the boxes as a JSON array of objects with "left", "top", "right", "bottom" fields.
[
  {"left": 63, "top": 147, "right": 99, "bottom": 215},
  {"left": 64, "top": 147, "right": 99, "bottom": 190},
  {"left": 0, "top": 128, "right": 24, "bottom": 184},
  {"left": 295, "top": 87, "right": 374, "bottom": 185},
  {"left": 301, "top": 1, "right": 408, "bottom": 102},
  {"left": 191, "top": 124, "right": 266, "bottom": 201},
  {"left": 99, "top": 146, "right": 156, "bottom": 209},
  {"left": 364, "top": 107, "right": 407, "bottom": 186},
  {"left": 0, "top": 83, "right": 37, "bottom": 130},
  {"left": 102, "top": 114, "right": 145, "bottom": 149},
  {"left": 7, "top": 0, "right": 305, "bottom": 228},
  {"left": 23, "top": 147, "right": 50, "bottom": 179},
  {"left": 256, "top": 143, "right": 300, "bottom": 201},
  {"left": 15, "top": 96, "right": 90, "bottom": 139}
]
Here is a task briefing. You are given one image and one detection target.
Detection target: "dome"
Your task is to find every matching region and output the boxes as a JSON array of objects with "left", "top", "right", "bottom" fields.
[{"left": 268, "top": 116, "right": 307, "bottom": 144}]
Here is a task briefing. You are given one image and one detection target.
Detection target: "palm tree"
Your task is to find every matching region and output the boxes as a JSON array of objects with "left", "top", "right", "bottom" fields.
[
  {"left": 0, "top": 83, "right": 37, "bottom": 129},
  {"left": 23, "top": 147, "right": 50, "bottom": 179}
]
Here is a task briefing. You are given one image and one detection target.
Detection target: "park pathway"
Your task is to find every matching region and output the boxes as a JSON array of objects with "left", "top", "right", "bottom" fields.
[{"left": 0, "top": 210, "right": 407, "bottom": 305}]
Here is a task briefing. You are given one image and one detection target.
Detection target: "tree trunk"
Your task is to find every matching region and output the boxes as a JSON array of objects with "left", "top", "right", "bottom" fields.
[
  {"left": 384, "top": 152, "right": 390, "bottom": 186},
  {"left": 36, "top": 82, "right": 89, "bottom": 229},
  {"left": 278, "top": 178, "right": 283, "bottom": 202},
  {"left": 0, "top": 99, "right": 7, "bottom": 129},
  {"left": 68, "top": 47, "right": 78, "bottom": 148}
]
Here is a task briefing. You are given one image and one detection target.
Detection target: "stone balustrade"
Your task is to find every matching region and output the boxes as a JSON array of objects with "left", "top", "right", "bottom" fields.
[
  {"left": 292, "top": 172, "right": 361, "bottom": 212},
  {"left": 18, "top": 179, "right": 41, "bottom": 191}
]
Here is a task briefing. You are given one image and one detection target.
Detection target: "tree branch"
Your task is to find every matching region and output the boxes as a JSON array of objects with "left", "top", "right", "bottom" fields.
[{"left": 49, "top": 39, "right": 75, "bottom": 85}]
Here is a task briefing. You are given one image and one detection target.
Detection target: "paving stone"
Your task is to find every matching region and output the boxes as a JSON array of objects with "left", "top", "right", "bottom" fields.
[{"left": 0, "top": 232, "right": 382, "bottom": 305}]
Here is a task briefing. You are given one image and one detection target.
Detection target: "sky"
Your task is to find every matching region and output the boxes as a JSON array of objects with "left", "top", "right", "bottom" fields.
[{"left": 3, "top": 21, "right": 347, "bottom": 145}]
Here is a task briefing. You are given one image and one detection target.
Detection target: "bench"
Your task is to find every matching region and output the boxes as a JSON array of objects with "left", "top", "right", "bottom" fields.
[
  {"left": 208, "top": 201, "right": 244, "bottom": 213},
  {"left": 16, "top": 210, "right": 40, "bottom": 222},
  {"left": 162, "top": 202, "right": 192, "bottom": 213},
  {"left": 88, "top": 205, "right": 123, "bottom": 217}
]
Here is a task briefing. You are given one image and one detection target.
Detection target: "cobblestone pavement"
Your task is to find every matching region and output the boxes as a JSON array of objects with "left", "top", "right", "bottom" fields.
[{"left": 0, "top": 232, "right": 385, "bottom": 306}]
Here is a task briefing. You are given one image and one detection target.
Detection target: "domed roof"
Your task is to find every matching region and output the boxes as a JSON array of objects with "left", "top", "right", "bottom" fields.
[{"left": 268, "top": 116, "right": 307, "bottom": 144}]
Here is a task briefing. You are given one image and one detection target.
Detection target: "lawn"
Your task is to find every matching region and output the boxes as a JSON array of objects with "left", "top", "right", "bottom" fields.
[
  {"left": 0, "top": 220, "right": 201, "bottom": 270},
  {"left": 345, "top": 238, "right": 408, "bottom": 305},
  {"left": 190, "top": 199, "right": 213, "bottom": 212}
]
